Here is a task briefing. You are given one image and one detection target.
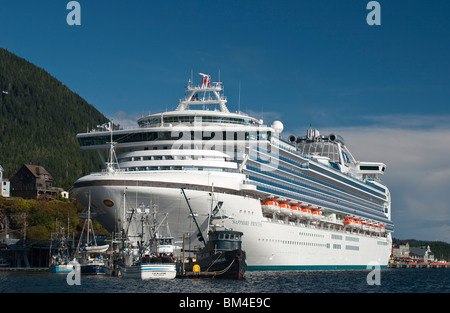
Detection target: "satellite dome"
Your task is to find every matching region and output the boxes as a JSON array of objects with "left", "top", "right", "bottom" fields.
[{"left": 271, "top": 121, "right": 284, "bottom": 134}]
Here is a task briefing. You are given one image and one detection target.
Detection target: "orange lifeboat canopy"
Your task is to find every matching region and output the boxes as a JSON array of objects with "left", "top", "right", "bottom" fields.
[
  {"left": 291, "top": 205, "right": 300, "bottom": 211},
  {"left": 265, "top": 200, "right": 278, "bottom": 206}
]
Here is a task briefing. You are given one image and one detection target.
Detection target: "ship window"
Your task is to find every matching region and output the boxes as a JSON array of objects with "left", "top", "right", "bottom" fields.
[
  {"left": 298, "top": 142, "right": 340, "bottom": 163},
  {"left": 360, "top": 166, "right": 380, "bottom": 171}
]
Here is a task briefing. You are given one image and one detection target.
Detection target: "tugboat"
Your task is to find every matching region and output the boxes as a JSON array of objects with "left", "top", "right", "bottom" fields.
[
  {"left": 177, "top": 188, "right": 247, "bottom": 279},
  {"left": 179, "top": 229, "right": 247, "bottom": 279}
]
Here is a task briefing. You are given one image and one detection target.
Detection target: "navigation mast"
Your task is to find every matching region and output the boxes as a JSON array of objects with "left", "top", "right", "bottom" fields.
[{"left": 176, "top": 73, "right": 229, "bottom": 113}]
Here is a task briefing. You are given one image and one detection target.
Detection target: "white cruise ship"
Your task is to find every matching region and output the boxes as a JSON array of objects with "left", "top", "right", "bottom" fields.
[{"left": 72, "top": 73, "right": 393, "bottom": 270}]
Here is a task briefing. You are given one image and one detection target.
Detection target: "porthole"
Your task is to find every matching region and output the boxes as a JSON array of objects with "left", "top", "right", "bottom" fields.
[{"left": 103, "top": 199, "right": 114, "bottom": 207}]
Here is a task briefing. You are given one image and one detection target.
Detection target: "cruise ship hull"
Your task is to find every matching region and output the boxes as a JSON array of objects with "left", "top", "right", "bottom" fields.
[{"left": 73, "top": 170, "right": 392, "bottom": 270}]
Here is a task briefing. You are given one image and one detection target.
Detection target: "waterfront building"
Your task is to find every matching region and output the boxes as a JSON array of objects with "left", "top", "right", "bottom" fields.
[
  {"left": 392, "top": 242, "right": 410, "bottom": 259},
  {"left": 410, "top": 246, "right": 435, "bottom": 263}
]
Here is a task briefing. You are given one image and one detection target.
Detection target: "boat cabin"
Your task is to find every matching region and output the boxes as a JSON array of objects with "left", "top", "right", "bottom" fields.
[{"left": 210, "top": 230, "right": 243, "bottom": 251}]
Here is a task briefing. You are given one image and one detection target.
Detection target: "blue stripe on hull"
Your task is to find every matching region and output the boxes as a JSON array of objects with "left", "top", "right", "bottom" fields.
[{"left": 247, "top": 265, "right": 388, "bottom": 271}]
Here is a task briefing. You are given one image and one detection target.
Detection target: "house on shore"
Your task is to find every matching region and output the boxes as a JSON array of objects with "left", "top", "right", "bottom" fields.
[
  {"left": 9, "top": 164, "right": 65, "bottom": 200},
  {"left": 410, "top": 246, "right": 435, "bottom": 263}
]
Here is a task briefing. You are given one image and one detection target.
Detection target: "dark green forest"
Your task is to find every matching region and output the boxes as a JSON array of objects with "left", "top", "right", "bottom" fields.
[{"left": 0, "top": 48, "right": 107, "bottom": 190}]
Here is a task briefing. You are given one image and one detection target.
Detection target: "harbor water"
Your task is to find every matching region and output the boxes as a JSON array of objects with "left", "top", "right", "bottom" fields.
[{"left": 1, "top": 268, "right": 449, "bottom": 293}]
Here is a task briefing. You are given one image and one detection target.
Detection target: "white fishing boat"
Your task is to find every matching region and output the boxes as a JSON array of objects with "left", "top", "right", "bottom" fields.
[
  {"left": 49, "top": 220, "right": 75, "bottom": 274},
  {"left": 118, "top": 202, "right": 176, "bottom": 280}
]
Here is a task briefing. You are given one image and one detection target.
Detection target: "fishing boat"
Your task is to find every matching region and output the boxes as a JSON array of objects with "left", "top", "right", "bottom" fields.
[
  {"left": 177, "top": 188, "right": 247, "bottom": 279},
  {"left": 179, "top": 229, "right": 247, "bottom": 279},
  {"left": 75, "top": 193, "right": 108, "bottom": 275},
  {"left": 118, "top": 202, "right": 176, "bottom": 280},
  {"left": 49, "top": 220, "right": 75, "bottom": 274}
]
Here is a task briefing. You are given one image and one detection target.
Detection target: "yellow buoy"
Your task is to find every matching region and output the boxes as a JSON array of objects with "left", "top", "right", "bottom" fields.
[{"left": 193, "top": 264, "right": 200, "bottom": 274}]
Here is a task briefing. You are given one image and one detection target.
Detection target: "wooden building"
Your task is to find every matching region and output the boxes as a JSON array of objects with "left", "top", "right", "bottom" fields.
[{"left": 9, "top": 164, "right": 63, "bottom": 200}]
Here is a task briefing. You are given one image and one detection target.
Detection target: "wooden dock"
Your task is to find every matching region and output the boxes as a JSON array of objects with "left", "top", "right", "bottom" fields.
[
  {"left": 388, "top": 262, "right": 449, "bottom": 269},
  {"left": 0, "top": 267, "right": 49, "bottom": 272},
  {"left": 176, "top": 271, "right": 217, "bottom": 278}
]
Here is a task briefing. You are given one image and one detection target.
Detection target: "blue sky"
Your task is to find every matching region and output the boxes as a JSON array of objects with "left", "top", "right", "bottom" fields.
[{"left": 1, "top": 1, "right": 450, "bottom": 243}]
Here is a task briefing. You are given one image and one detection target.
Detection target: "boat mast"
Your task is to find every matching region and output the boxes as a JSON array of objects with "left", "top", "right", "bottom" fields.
[
  {"left": 86, "top": 191, "right": 90, "bottom": 246},
  {"left": 105, "top": 121, "right": 119, "bottom": 172},
  {"left": 176, "top": 73, "right": 229, "bottom": 113}
]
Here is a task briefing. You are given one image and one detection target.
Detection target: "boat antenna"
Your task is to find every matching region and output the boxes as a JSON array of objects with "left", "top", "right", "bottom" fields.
[
  {"left": 180, "top": 188, "right": 207, "bottom": 247},
  {"left": 238, "top": 80, "right": 241, "bottom": 113}
]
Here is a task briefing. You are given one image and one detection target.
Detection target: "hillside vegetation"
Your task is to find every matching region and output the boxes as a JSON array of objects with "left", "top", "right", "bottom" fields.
[
  {"left": 0, "top": 48, "right": 107, "bottom": 190},
  {"left": 0, "top": 197, "right": 108, "bottom": 241}
]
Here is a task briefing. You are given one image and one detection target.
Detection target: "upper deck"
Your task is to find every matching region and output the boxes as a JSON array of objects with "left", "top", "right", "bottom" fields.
[{"left": 137, "top": 110, "right": 262, "bottom": 128}]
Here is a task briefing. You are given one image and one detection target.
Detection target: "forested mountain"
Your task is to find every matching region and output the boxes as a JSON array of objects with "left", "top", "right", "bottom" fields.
[{"left": 0, "top": 48, "right": 107, "bottom": 190}]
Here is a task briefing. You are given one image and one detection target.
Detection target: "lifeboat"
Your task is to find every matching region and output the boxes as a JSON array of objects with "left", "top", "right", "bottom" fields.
[
  {"left": 370, "top": 224, "right": 381, "bottom": 232},
  {"left": 291, "top": 205, "right": 302, "bottom": 217},
  {"left": 261, "top": 200, "right": 280, "bottom": 214},
  {"left": 299, "top": 207, "right": 313, "bottom": 218},
  {"left": 278, "top": 203, "right": 292, "bottom": 215},
  {"left": 361, "top": 221, "right": 369, "bottom": 231},
  {"left": 343, "top": 218, "right": 360, "bottom": 228},
  {"left": 311, "top": 210, "right": 323, "bottom": 220},
  {"left": 343, "top": 218, "right": 355, "bottom": 225},
  {"left": 301, "top": 208, "right": 311, "bottom": 214}
]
